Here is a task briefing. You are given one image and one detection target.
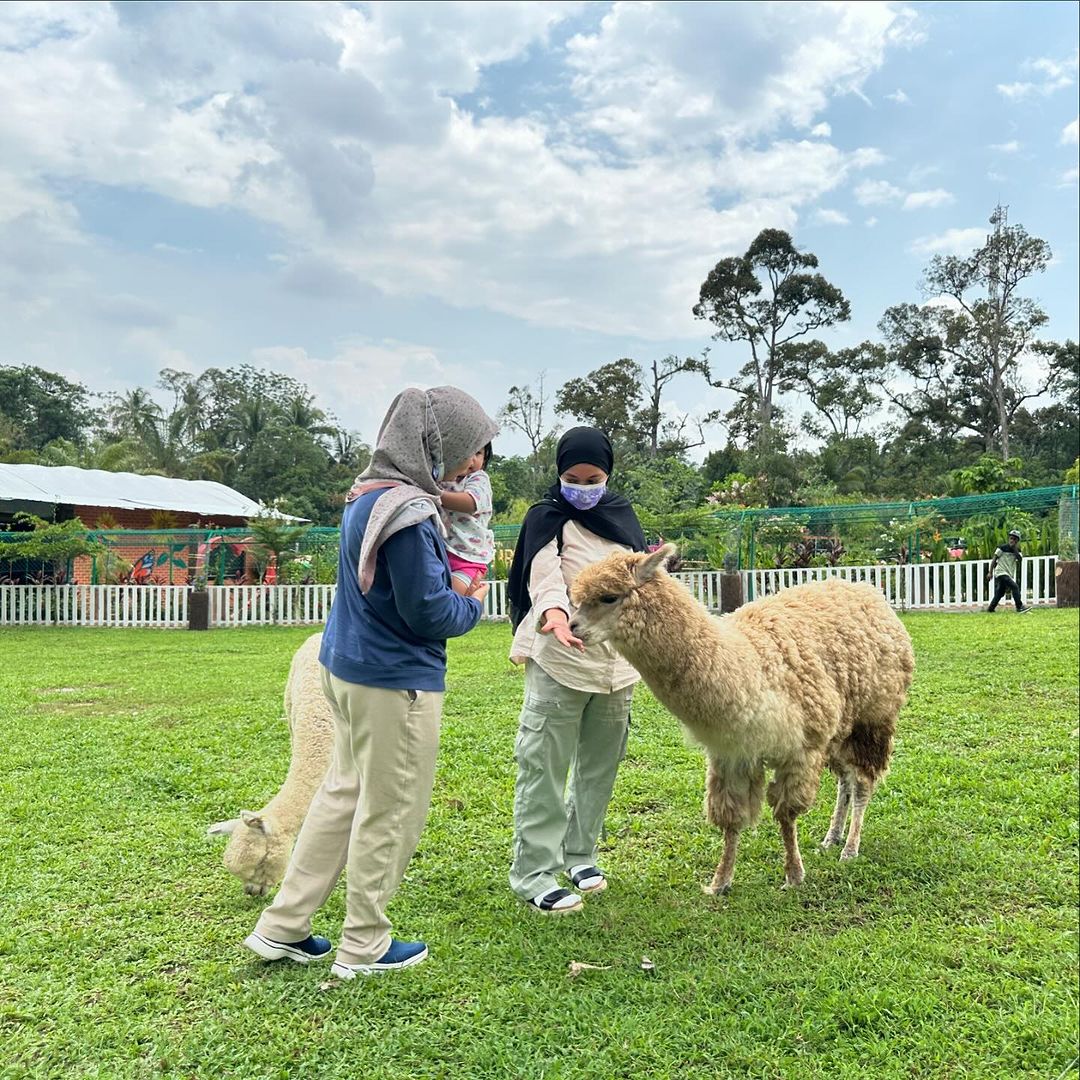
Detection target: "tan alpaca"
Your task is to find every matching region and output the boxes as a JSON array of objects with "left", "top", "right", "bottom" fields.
[
  {"left": 569, "top": 545, "right": 914, "bottom": 893},
  {"left": 207, "top": 633, "right": 334, "bottom": 896}
]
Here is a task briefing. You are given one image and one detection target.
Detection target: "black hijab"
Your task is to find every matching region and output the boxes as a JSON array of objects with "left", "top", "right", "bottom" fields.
[{"left": 507, "top": 427, "right": 647, "bottom": 630}]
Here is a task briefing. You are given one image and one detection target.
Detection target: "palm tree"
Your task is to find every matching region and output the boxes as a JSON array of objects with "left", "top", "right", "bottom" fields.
[
  {"left": 110, "top": 388, "right": 162, "bottom": 441},
  {"left": 282, "top": 393, "right": 336, "bottom": 439},
  {"left": 138, "top": 410, "right": 187, "bottom": 475},
  {"left": 228, "top": 395, "right": 272, "bottom": 450},
  {"left": 331, "top": 430, "right": 370, "bottom": 471},
  {"left": 176, "top": 380, "right": 208, "bottom": 448}
]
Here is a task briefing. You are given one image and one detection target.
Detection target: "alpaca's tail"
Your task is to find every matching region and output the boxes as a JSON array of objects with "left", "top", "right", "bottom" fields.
[{"left": 842, "top": 717, "right": 895, "bottom": 780}]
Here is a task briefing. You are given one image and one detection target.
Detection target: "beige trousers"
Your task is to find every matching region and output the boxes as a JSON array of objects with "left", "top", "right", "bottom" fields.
[{"left": 255, "top": 668, "right": 443, "bottom": 965}]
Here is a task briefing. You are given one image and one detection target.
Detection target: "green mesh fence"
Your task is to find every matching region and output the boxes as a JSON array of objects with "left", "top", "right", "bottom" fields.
[
  {"left": 1, "top": 486, "right": 1074, "bottom": 583},
  {"left": 1059, "top": 492, "right": 1080, "bottom": 561},
  {"left": 0, "top": 526, "right": 342, "bottom": 585},
  {"left": 495, "top": 485, "right": 1076, "bottom": 571}
]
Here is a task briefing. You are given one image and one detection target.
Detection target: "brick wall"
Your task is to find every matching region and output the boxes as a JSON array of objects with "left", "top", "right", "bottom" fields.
[{"left": 68, "top": 506, "right": 251, "bottom": 584}]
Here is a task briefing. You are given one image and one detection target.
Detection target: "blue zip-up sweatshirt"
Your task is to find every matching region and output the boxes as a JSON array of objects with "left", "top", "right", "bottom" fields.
[{"left": 319, "top": 489, "right": 482, "bottom": 691}]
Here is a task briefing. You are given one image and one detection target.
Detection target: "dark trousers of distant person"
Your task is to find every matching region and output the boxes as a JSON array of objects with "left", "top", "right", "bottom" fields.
[{"left": 988, "top": 574, "right": 1023, "bottom": 612}]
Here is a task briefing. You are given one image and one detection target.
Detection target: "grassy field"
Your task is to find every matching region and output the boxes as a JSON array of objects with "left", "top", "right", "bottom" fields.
[{"left": 1, "top": 610, "right": 1077, "bottom": 1079}]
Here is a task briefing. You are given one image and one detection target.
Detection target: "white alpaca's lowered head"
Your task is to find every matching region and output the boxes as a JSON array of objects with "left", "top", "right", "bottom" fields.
[{"left": 207, "top": 809, "right": 292, "bottom": 897}]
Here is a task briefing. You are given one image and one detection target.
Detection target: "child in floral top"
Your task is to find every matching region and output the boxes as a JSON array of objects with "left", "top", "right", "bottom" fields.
[{"left": 439, "top": 443, "right": 495, "bottom": 596}]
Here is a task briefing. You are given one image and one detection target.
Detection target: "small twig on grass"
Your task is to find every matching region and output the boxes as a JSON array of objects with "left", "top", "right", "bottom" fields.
[{"left": 567, "top": 961, "right": 611, "bottom": 978}]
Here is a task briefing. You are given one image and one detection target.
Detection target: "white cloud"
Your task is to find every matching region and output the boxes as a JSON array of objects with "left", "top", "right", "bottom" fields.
[
  {"left": 0, "top": 1, "right": 921, "bottom": 340},
  {"left": 922, "top": 293, "right": 966, "bottom": 314},
  {"left": 886, "top": 88, "right": 910, "bottom": 104},
  {"left": 997, "top": 48, "right": 1079, "bottom": 99},
  {"left": 248, "top": 339, "right": 505, "bottom": 436},
  {"left": 909, "top": 227, "right": 987, "bottom": 256},
  {"left": 989, "top": 140, "right": 1020, "bottom": 153},
  {"left": 997, "top": 82, "right": 1035, "bottom": 100},
  {"left": 1062, "top": 116, "right": 1079, "bottom": 145},
  {"left": 1060, "top": 166, "right": 1080, "bottom": 186},
  {"left": 903, "top": 188, "right": 954, "bottom": 210},
  {"left": 331, "top": 119, "right": 882, "bottom": 337},
  {"left": 564, "top": 2, "right": 922, "bottom": 150},
  {"left": 813, "top": 208, "right": 850, "bottom": 226},
  {"left": 854, "top": 178, "right": 904, "bottom": 205},
  {"left": 865, "top": 216, "right": 878, "bottom": 227}
]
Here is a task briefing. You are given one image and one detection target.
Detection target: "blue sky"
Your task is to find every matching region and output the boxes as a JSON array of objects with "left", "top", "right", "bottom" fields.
[{"left": 1, "top": 1, "right": 1077, "bottom": 456}]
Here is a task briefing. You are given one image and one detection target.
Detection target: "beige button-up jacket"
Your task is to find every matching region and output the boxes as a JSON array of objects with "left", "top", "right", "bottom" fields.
[{"left": 509, "top": 519, "right": 640, "bottom": 695}]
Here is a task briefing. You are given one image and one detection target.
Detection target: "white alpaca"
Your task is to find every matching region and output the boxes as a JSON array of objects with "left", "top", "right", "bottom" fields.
[
  {"left": 207, "top": 633, "right": 334, "bottom": 896},
  {"left": 570, "top": 545, "right": 914, "bottom": 893}
]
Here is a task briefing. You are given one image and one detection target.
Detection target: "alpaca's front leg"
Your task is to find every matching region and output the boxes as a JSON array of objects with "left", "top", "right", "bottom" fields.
[
  {"left": 702, "top": 756, "right": 765, "bottom": 895},
  {"left": 768, "top": 764, "right": 821, "bottom": 888},
  {"left": 776, "top": 814, "right": 805, "bottom": 888},
  {"left": 704, "top": 826, "right": 740, "bottom": 895}
]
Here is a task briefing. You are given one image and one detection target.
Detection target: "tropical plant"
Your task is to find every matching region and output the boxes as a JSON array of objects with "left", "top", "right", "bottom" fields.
[
  {"left": 0, "top": 515, "right": 102, "bottom": 583},
  {"left": 247, "top": 515, "right": 312, "bottom": 581}
]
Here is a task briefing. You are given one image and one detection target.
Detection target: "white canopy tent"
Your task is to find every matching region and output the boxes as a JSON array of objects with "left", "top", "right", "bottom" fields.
[{"left": 0, "top": 463, "right": 304, "bottom": 522}]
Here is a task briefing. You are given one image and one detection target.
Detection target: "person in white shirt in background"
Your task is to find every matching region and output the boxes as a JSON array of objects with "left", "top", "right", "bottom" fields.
[
  {"left": 506, "top": 427, "right": 648, "bottom": 914},
  {"left": 438, "top": 443, "right": 495, "bottom": 597}
]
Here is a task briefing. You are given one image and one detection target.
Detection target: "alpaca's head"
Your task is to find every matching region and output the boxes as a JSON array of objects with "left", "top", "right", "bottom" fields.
[
  {"left": 207, "top": 810, "right": 292, "bottom": 897},
  {"left": 569, "top": 543, "right": 677, "bottom": 646}
]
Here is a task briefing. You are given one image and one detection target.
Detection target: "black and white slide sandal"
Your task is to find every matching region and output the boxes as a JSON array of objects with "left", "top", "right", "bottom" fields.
[
  {"left": 527, "top": 887, "right": 584, "bottom": 914},
  {"left": 568, "top": 865, "right": 607, "bottom": 894}
]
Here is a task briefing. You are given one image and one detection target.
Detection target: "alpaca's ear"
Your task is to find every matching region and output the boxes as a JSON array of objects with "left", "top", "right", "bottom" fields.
[
  {"left": 240, "top": 810, "right": 271, "bottom": 835},
  {"left": 207, "top": 819, "right": 239, "bottom": 838},
  {"left": 635, "top": 543, "right": 678, "bottom": 584}
]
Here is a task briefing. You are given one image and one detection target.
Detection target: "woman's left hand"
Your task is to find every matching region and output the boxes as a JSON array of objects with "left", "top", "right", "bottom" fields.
[{"left": 540, "top": 611, "right": 585, "bottom": 652}]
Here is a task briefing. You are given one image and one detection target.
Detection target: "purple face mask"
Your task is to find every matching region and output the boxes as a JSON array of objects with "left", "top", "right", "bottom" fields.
[{"left": 561, "top": 481, "right": 606, "bottom": 510}]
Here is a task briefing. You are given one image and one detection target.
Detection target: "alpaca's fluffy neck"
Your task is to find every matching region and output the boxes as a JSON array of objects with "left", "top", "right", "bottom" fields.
[
  {"left": 262, "top": 728, "right": 327, "bottom": 830},
  {"left": 613, "top": 577, "right": 759, "bottom": 729}
]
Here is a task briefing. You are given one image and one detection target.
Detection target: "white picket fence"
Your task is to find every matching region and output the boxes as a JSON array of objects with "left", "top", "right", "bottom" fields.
[
  {"left": 745, "top": 555, "right": 1059, "bottom": 610},
  {"left": 0, "top": 583, "right": 191, "bottom": 627},
  {"left": 0, "top": 556, "right": 1060, "bottom": 628}
]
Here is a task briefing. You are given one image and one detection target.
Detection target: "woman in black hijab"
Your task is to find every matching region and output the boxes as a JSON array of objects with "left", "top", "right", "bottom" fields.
[{"left": 506, "top": 427, "right": 647, "bottom": 914}]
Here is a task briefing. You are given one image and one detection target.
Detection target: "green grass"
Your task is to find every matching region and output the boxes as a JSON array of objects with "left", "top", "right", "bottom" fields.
[{"left": 1, "top": 611, "right": 1078, "bottom": 1079}]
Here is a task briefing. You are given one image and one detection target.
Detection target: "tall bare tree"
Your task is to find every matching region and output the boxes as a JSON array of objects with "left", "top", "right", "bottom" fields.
[
  {"left": 693, "top": 229, "right": 850, "bottom": 451},
  {"left": 500, "top": 372, "right": 556, "bottom": 457},
  {"left": 880, "top": 208, "right": 1060, "bottom": 460}
]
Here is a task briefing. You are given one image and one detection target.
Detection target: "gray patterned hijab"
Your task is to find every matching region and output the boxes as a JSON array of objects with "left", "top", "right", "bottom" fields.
[
  {"left": 352, "top": 386, "right": 499, "bottom": 493},
  {"left": 347, "top": 387, "right": 499, "bottom": 593}
]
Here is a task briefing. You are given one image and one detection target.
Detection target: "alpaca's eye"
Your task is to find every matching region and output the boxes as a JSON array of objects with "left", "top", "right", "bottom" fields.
[{"left": 600, "top": 594, "right": 620, "bottom": 604}]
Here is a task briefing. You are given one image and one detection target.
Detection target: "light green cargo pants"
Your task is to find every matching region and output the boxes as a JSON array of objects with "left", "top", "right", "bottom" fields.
[{"left": 509, "top": 660, "right": 633, "bottom": 901}]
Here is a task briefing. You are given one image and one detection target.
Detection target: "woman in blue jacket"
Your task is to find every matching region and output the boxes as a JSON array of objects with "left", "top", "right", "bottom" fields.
[{"left": 245, "top": 386, "right": 498, "bottom": 979}]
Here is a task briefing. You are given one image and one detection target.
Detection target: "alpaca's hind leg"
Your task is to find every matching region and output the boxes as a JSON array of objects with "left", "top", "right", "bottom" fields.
[
  {"left": 835, "top": 715, "right": 895, "bottom": 860},
  {"left": 840, "top": 776, "right": 873, "bottom": 860},
  {"left": 821, "top": 769, "right": 853, "bottom": 849},
  {"left": 702, "top": 757, "right": 765, "bottom": 895}
]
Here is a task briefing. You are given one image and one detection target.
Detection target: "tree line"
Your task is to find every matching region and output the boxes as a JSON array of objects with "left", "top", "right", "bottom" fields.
[
  {"left": 1, "top": 210, "right": 1076, "bottom": 526},
  {"left": 0, "top": 363, "right": 370, "bottom": 523}
]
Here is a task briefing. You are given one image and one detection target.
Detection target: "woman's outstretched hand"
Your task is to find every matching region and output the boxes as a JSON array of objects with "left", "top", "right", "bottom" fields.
[{"left": 540, "top": 608, "right": 585, "bottom": 652}]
